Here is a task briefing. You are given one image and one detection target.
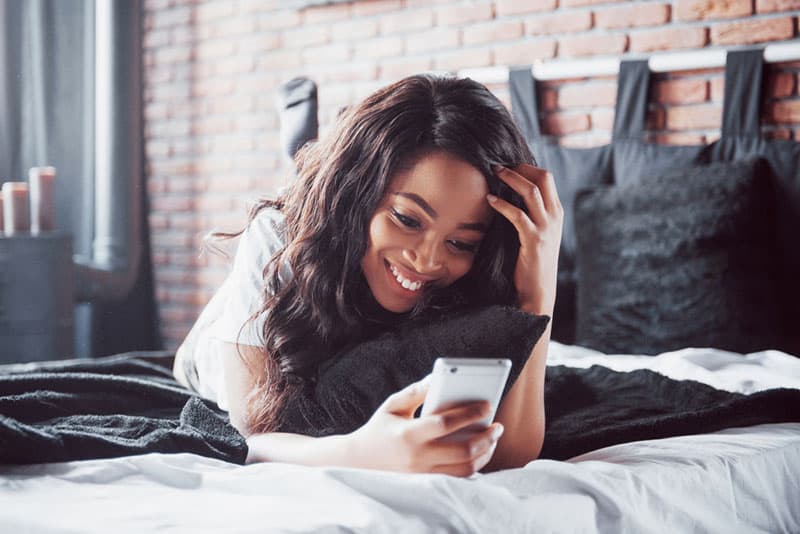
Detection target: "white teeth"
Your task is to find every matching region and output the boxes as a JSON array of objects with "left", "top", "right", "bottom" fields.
[{"left": 390, "top": 264, "right": 424, "bottom": 292}]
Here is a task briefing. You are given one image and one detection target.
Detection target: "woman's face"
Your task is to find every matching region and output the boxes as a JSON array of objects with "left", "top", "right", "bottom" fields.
[{"left": 361, "top": 151, "right": 493, "bottom": 313}]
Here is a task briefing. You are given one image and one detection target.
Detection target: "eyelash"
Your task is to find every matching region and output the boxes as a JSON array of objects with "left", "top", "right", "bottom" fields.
[{"left": 390, "top": 208, "right": 478, "bottom": 254}]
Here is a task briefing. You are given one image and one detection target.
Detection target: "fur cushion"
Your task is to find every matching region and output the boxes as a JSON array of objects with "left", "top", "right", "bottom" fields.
[
  {"left": 573, "top": 158, "right": 784, "bottom": 355},
  {"left": 276, "top": 306, "right": 550, "bottom": 436}
]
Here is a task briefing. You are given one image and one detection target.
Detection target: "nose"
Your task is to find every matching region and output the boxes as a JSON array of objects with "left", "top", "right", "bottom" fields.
[{"left": 404, "top": 234, "right": 444, "bottom": 274}]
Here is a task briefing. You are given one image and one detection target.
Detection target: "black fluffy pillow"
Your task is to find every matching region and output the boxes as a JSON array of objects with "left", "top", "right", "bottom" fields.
[
  {"left": 573, "top": 158, "right": 784, "bottom": 355},
  {"left": 276, "top": 306, "right": 550, "bottom": 437}
]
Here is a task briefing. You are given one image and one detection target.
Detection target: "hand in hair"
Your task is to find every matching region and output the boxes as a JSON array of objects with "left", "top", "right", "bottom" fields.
[
  {"left": 346, "top": 375, "right": 505, "bottom": 477},
  {"left": 487, "top": 165, "right": 564, "bottom": 316}
]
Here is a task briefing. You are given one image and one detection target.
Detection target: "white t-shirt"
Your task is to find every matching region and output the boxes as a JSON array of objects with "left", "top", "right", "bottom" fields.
[{"left": 176, "top": 208, "right": 288, "bottom": 410}]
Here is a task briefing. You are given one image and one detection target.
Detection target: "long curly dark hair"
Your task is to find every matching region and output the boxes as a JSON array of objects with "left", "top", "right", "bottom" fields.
[{"left": 233, "top": 74, "right": 535, "bottom": 434}]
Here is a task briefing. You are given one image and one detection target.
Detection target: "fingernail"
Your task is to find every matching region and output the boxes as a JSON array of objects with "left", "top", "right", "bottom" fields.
[
  {"left": 486, "top": 194, "right": 498, "bottom": 203},
  {"left": 492, "top": 425, "right": 504, "bottom": 440},
  {"left": 493, "top": 165, "right": 504, "bottom": 173}
]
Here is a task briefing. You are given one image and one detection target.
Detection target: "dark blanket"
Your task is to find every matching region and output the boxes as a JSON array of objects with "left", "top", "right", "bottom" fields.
[
  {"left": 0, "top": 352, "right": 247, "bottom": 465},
  {"left": 1, "top": 353, "right": 799, "bottom": 465}
]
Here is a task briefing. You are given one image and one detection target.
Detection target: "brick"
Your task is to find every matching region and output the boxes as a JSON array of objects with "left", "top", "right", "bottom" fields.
[
  {"left": 525, "top": 11, "right": 593, "bottom": 35},
  {"left": 757, "top": 0, "right": 800, "bottom": 12},
  {"left": 353, "top": 0, "right": 403, "bottom": 17},
  {"left": 151, "top": 195, "right": 194, "bottom": 213},
  {"left": 653, "top": 79, "right": 709, "bottom": 104},
  {"left": 214, "top": 55, "right": 255, "bottom": 76},
  {"left": 434, "top": 48, "right": 492, "bottom": 72},
  {"left": 590, "top": 108, "right": 615, "bottom": 130},
  {"left": 352, "top": 36, "right": 404, "bottom": 61},
  {"left": 558, "top": 81, "right": 617, "bottom": 108},
  {"left": 405, "top": 28, "right": 460, "bottom": 54},
  {"left": 331, "top": 19, "right": 380, "bottom": 42},
  {"left": 675, "top": 0, "right": 752, "bottom": 20},
  {"left": 282, "top": 25, "right": 330, "bottom": 48},
  {"left": 379, "top": 9, "right": 434, "bottom": 35},
  {"left": 436, "top": 2, "right": 494, "bottom": 26},
  {"left": 302, "top": 2, "right": 351, "bottom": 24},
  {"left": 560, "top": 132, "right": 611, "bottom": 147},
  {"left": 259, "top": 49, "right": 303, "bottom": 71},
  {"left": 542, "top": 112, "right": 590, "bottom": 135},
  {"left": 258, "top": 9, "right": 301, "bottom": 31},
  {"left": 666, "top": 103, "right": 723, "bottom": 130},
  {"left": 149, "top": 213, "right": 170, "bottom": 231},
  {"left": 154, "top": 45, "right": 192, "bottom": 64},
  {"left": 195, "top": 1, "right": 235, "bottom": 23},
  {"left": 192, "top": 77, "right": 234, "bottom": 98},
  {"left": 595, "top": 3, "right": 670, "bottom": 29},
  {"left": 144, "top": 29, "right": 170, "bottom": 50},
  {"left": 711, "top": 16, "right": 795, "bottom": 45},
  {"left": 497, "top": 0, "right": 557, "bottom": 16},
  {"left": 237, "top": 34, "right": 281, "bottom": 54},
  {"left": 493, "top": 38, "right": 557, "bottom": 65},
  {"left": 380, "top": 56, "right": 434, "bottom": 80},
  {"left": 559, "top": 33, "right": 628, "bottom": 57},
  {"left": 647, "top": 107, "right": 667, "bottom": 130},
  {"left": 709, "top": 76, "right": 725, "bottom": 101},
  {"left": 303, "top": 42, "right": 353, "bottom": 64},
  {"left": 766, "top": 71, "right": 796, "bottom": 98},
  {"left": 653, "top": 132, "right": 707, "bottom": 144},
  {"left": 194, "top": 40, "right": 235, "bottom": 61},
  {"left": 629, "top": 26, "right": 708, "bottom": 52},
  {"left": 317, "top": 61, "right": 380, "bottom": 84},
  {"left": 560, "top": 0, "right": 625, "bottom": 6},
  {"left": 542, "top": 87, "right": 558, "bottom": 111},
  {"left": 149, "top": 6, "right": 192, "bottom": 29},
  {"left": 463, "top": 20, "right": 524, "bottom": 46},
  {"left": 769, "top": 100, "right": 800, "bottom": 123}
]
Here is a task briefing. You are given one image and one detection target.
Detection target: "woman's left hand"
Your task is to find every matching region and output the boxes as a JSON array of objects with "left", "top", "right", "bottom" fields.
[{"left": 487, "top": 164, "right": 563, "bottom": 316}]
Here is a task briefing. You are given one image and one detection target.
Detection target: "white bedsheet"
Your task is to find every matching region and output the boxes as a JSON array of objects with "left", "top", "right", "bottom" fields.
[{"left": 2, "top": 344, "right": 799, "bottom": 534}]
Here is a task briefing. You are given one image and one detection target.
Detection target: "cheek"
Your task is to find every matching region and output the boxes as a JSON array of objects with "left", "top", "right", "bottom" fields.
[{"left": 369, "top": 216, "right": 403, "bottom": 250}]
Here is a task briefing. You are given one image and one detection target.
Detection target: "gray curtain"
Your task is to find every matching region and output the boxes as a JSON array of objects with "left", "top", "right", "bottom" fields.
[{"left": 0, "top": 0, "right": 160, "bottom": 358}]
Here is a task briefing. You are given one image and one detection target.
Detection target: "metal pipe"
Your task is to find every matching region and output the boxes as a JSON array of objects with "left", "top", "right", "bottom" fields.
[
  {"left": 457, "top": 40, "right": 800, "bottom": 83},
  {"left": 73, "top": 0, "right": 143, "bottom": 302}
]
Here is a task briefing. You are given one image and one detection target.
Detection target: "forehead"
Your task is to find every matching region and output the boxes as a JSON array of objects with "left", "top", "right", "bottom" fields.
[{"left": 388, "top": 152, "right": 490, "bottom": 220}]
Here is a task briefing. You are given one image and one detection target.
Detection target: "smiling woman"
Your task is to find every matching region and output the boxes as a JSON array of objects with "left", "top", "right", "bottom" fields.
[{"left": 173, "top": 74, "right": 563, "bottom": 476}]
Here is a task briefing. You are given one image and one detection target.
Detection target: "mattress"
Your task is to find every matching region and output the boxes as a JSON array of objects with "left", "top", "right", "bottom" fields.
[{"left": 1, "top": 343, "right": 798, "bottom": 534}]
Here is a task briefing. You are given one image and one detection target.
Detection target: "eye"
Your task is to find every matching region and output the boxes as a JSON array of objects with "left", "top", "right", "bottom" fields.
[
  {"left": 391, "top": 208, "right": 420, "bottom": 229},
  {"left": 448, "top": 240, "right": 478, "bottom": 253}
]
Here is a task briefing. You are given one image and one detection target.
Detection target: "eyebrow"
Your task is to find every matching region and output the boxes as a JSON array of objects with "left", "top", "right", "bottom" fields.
[{"left": 393, "top": 192, "right": 487, "bottom": 233}]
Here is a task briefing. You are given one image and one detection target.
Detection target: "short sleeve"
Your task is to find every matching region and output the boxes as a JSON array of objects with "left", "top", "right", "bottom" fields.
[{"left": 208, "top": 209, "right": 287, "bottom": 347}]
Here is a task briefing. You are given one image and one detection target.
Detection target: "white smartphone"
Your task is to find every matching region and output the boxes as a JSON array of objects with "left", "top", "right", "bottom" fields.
[{"left": 420, "top": 357, "right": 512, "bottom": 442}]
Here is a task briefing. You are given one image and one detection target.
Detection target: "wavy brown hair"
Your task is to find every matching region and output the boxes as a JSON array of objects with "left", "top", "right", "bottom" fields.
[{"left": 232, "top": 74, "right": 535, "bottom": 434}]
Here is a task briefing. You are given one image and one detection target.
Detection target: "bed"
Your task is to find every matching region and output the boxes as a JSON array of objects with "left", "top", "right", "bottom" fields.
[{"left": 2, "top": 342, "right": 798, "bottom": 533}]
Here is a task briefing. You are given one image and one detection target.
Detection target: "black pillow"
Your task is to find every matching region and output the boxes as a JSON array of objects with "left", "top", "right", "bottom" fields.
[
  {"left": 276, "top": 305, "right": 550, "bottom": 437},
  {"left": 573, "top": 158, "right": 785, "bottom": 355}
]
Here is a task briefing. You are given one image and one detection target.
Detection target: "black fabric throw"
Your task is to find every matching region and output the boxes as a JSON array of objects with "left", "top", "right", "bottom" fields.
[
  {"left": 0, "top": 352, "right": 247, "bottom": 465},
  {"left": 2, "top": 349, "right": 799, "bottom": 467},
  {"left": 541, "top": 365, "right": 800, "bottom": 460}
]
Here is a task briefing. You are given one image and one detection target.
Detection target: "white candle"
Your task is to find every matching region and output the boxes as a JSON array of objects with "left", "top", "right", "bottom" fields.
[
  {"left": 2, "top": 182, "right": 30, "bottom": 235},
  {"left": 29, "top": 166, "right": 56, "bottom": 234}
]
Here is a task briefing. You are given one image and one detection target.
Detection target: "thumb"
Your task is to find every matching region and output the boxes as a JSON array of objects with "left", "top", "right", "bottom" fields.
[{"left": 381, "top": 374, "right": 432, "bottom": 416}]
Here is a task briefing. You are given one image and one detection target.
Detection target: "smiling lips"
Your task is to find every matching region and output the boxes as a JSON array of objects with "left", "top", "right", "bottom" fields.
[{"left": 387, "top": 261, "right": 430, "bottom": 292}]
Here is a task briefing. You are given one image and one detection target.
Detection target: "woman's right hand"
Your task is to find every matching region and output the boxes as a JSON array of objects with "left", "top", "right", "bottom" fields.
[{"left": 346, "top": 376, "right": 505, "bottom": 477}]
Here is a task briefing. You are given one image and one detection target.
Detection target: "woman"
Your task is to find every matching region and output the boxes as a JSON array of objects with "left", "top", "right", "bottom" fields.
[{"left": 173, "top": 74, "right": 563, "bottom": 476}]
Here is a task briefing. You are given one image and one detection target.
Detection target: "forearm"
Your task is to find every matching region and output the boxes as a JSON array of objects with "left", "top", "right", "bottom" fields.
[
  {"left": 245, "top": 432, "right": 355, "bottom": 466},
  {"left": 484, "top": 314, "right": 550, "bottom": 472}
]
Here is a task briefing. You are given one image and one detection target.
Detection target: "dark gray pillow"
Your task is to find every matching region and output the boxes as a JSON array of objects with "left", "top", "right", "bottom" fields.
[
  {"left": 276, "top": 305, "right": 550, "bottom": 436},
  {"left": 573, "top": 158, "right": 785, "bottom": 355}
]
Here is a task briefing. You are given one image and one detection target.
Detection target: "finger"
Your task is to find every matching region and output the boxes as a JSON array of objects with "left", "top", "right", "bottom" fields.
[
  {"left": 424, "top": 423, "right": 504, "bottom": 466},
  {"left": 411, "top": 400, "right": 491, "bottom": 442},
  {"left": 486, "top": 194, "right": 539, "bottom": 238},
  {"left": 510, "top": 164, "right": 563, "bottom": 215},
  {"left": 380, "top": 374, "right": 432, "bottom": 417},
  {"left": 494, "top": 166, "right": 547, "bottom": 226}
]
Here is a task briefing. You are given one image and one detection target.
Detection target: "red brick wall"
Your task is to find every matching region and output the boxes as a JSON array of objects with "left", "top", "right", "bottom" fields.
[{"left": 143, "top": 0, "right": 800, "bottom": 350}]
